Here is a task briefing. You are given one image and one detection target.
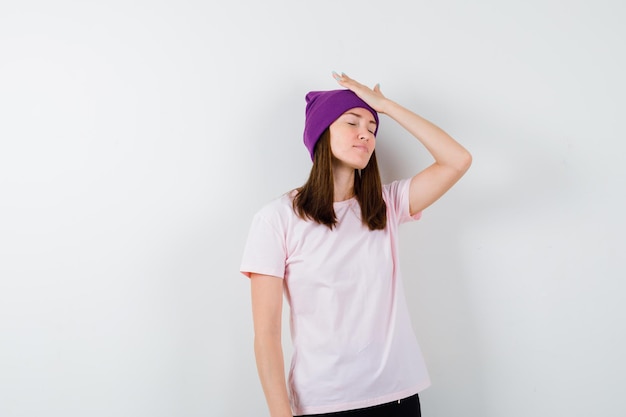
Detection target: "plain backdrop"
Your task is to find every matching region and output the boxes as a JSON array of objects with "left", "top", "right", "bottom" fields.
[{"left": 1, "top": 1, "right": 625, "bottom": 416}]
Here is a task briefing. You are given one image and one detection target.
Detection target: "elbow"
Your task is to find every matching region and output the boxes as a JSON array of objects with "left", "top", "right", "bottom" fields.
[
  {"left": 254, "top": 332, "right": 283, "bottom": 360},
  {"left": 463, "top": 150, "right": 473, "bottom": 171},
  {"left": 456, "top": 149, "right": 472, "bottom": 174},
  {"left": 254, "top": 329, "right": 282, "bottom": 350}
]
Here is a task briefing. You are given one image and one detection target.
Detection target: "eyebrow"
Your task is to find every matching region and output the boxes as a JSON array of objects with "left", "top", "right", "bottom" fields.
[{"left": 344, "top": 111, "right": 377, "bottom": 125}]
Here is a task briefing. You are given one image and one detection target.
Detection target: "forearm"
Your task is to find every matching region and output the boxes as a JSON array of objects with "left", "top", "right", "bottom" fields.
[
  {"left": 254, "top": 335, "right": 292, "bottom": 417},
  {"left": 382, "top": 99, "right": 471, "bottom": 171}
]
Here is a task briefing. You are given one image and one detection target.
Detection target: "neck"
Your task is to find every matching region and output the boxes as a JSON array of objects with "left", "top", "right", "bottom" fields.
[{"left": 333, "top": 165, "right": 355, "bottom": 202}]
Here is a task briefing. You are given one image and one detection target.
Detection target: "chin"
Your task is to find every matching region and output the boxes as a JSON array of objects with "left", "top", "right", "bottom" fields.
[
  {"left": 352, "top": 158, "right": 372, "bottom": 170},
  {"left": 334, "top": 153, "right": 372, "bottom": 170}
]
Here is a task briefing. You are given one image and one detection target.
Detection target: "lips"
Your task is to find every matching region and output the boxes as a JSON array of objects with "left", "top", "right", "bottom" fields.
[{"left": 353, "top": 145, "right": 369, "bottom": 153}]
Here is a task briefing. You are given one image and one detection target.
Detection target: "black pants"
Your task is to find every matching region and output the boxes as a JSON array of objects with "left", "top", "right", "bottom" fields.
[{"left": 300, "top": 394, "right": 421, "bottom": 417}]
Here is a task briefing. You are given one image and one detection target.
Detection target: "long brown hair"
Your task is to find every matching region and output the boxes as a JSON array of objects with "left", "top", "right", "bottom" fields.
[{"left": 293, "top": 129, "right": 387, "bottom": 230}]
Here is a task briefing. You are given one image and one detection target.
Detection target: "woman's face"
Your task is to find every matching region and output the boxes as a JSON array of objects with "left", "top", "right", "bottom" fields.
[{"left": 328, "top": 107, "right": 377, "bottom": 170}]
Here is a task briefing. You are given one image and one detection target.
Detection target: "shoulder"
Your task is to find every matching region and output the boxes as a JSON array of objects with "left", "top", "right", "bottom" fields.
[
  {"left": 382, "top": 178, "right": 412, "bottom": 201},
  {"left": 382, "top": 178, "right": 420, "bottom": 222},
  {"left": 253, "top": 190, "right": 298, "bottom": 223}
]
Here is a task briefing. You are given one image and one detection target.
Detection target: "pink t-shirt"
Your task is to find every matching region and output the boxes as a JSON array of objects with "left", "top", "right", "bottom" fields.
[{"left": 240, "top": 178, "right": 430, "bottom": 415}]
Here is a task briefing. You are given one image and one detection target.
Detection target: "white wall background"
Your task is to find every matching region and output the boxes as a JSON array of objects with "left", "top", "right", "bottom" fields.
[{"left": 1, "top": 1, "right": 624, "bottom": 416}]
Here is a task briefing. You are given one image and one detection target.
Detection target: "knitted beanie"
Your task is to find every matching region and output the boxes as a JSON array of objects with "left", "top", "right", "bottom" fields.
[{"left": 303, "top": 89, "right": 379, "bottom": 160}]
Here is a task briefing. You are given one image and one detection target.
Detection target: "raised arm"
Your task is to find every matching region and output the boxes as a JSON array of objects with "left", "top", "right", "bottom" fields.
[
  {"left": 250, "top": 273, "right": 292, "bottom": 417},
  {"left": 333, "top": 72, "right": 472, "bottom": 215}
]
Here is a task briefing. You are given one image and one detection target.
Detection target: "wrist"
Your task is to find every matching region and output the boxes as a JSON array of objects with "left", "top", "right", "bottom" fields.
[{"left": 378, "top": 97, "right": 398, "bottom": 115}]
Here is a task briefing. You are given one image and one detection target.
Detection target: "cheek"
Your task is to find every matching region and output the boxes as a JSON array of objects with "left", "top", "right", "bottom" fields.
[
  {"left": 329, "top": 130, "right": 349, "bottom": 150},
  {"left": 329, "top": 137, "right": 343, "bottom": 158}
]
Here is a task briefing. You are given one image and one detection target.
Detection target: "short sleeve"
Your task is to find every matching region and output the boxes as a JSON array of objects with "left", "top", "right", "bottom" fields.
[
  {"left": 384, "top": 178, "right": 422, "bottom": 224},
  {"left": 239, "top": 207, "right": 288, "bottom": 279}
]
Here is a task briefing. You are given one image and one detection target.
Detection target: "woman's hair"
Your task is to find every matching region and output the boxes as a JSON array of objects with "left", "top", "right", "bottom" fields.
[{"left": 293, "top": 129, "right": 387, "bottom": 230}]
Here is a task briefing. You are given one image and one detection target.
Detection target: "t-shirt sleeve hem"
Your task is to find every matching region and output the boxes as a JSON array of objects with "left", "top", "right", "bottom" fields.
[
  {"left": 384, "top": 178, "right": 423, "bottom": 224},
  {"left": 239, "top": 266, "right": 285, "bottom": 280}
]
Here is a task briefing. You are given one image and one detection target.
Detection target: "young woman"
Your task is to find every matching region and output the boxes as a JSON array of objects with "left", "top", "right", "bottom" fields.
[{"left": 240, "top": 72, "right": 472, "bottom": 417}]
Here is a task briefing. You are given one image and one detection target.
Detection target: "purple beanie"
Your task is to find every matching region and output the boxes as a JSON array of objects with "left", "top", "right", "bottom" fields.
[{"left": 303, "top": 89, "right": 379, "bottom": 160}]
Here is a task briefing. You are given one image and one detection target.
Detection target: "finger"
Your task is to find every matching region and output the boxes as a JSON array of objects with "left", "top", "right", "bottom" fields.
[
  {"left": 332, "top": 71, "right": 371, "bottom": 94},
  {"left": 332, "top": 71, "right": 352, "bottom": 80},
  {"left": 332, "top": 71, "right": 353, "bottom": 89}
]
